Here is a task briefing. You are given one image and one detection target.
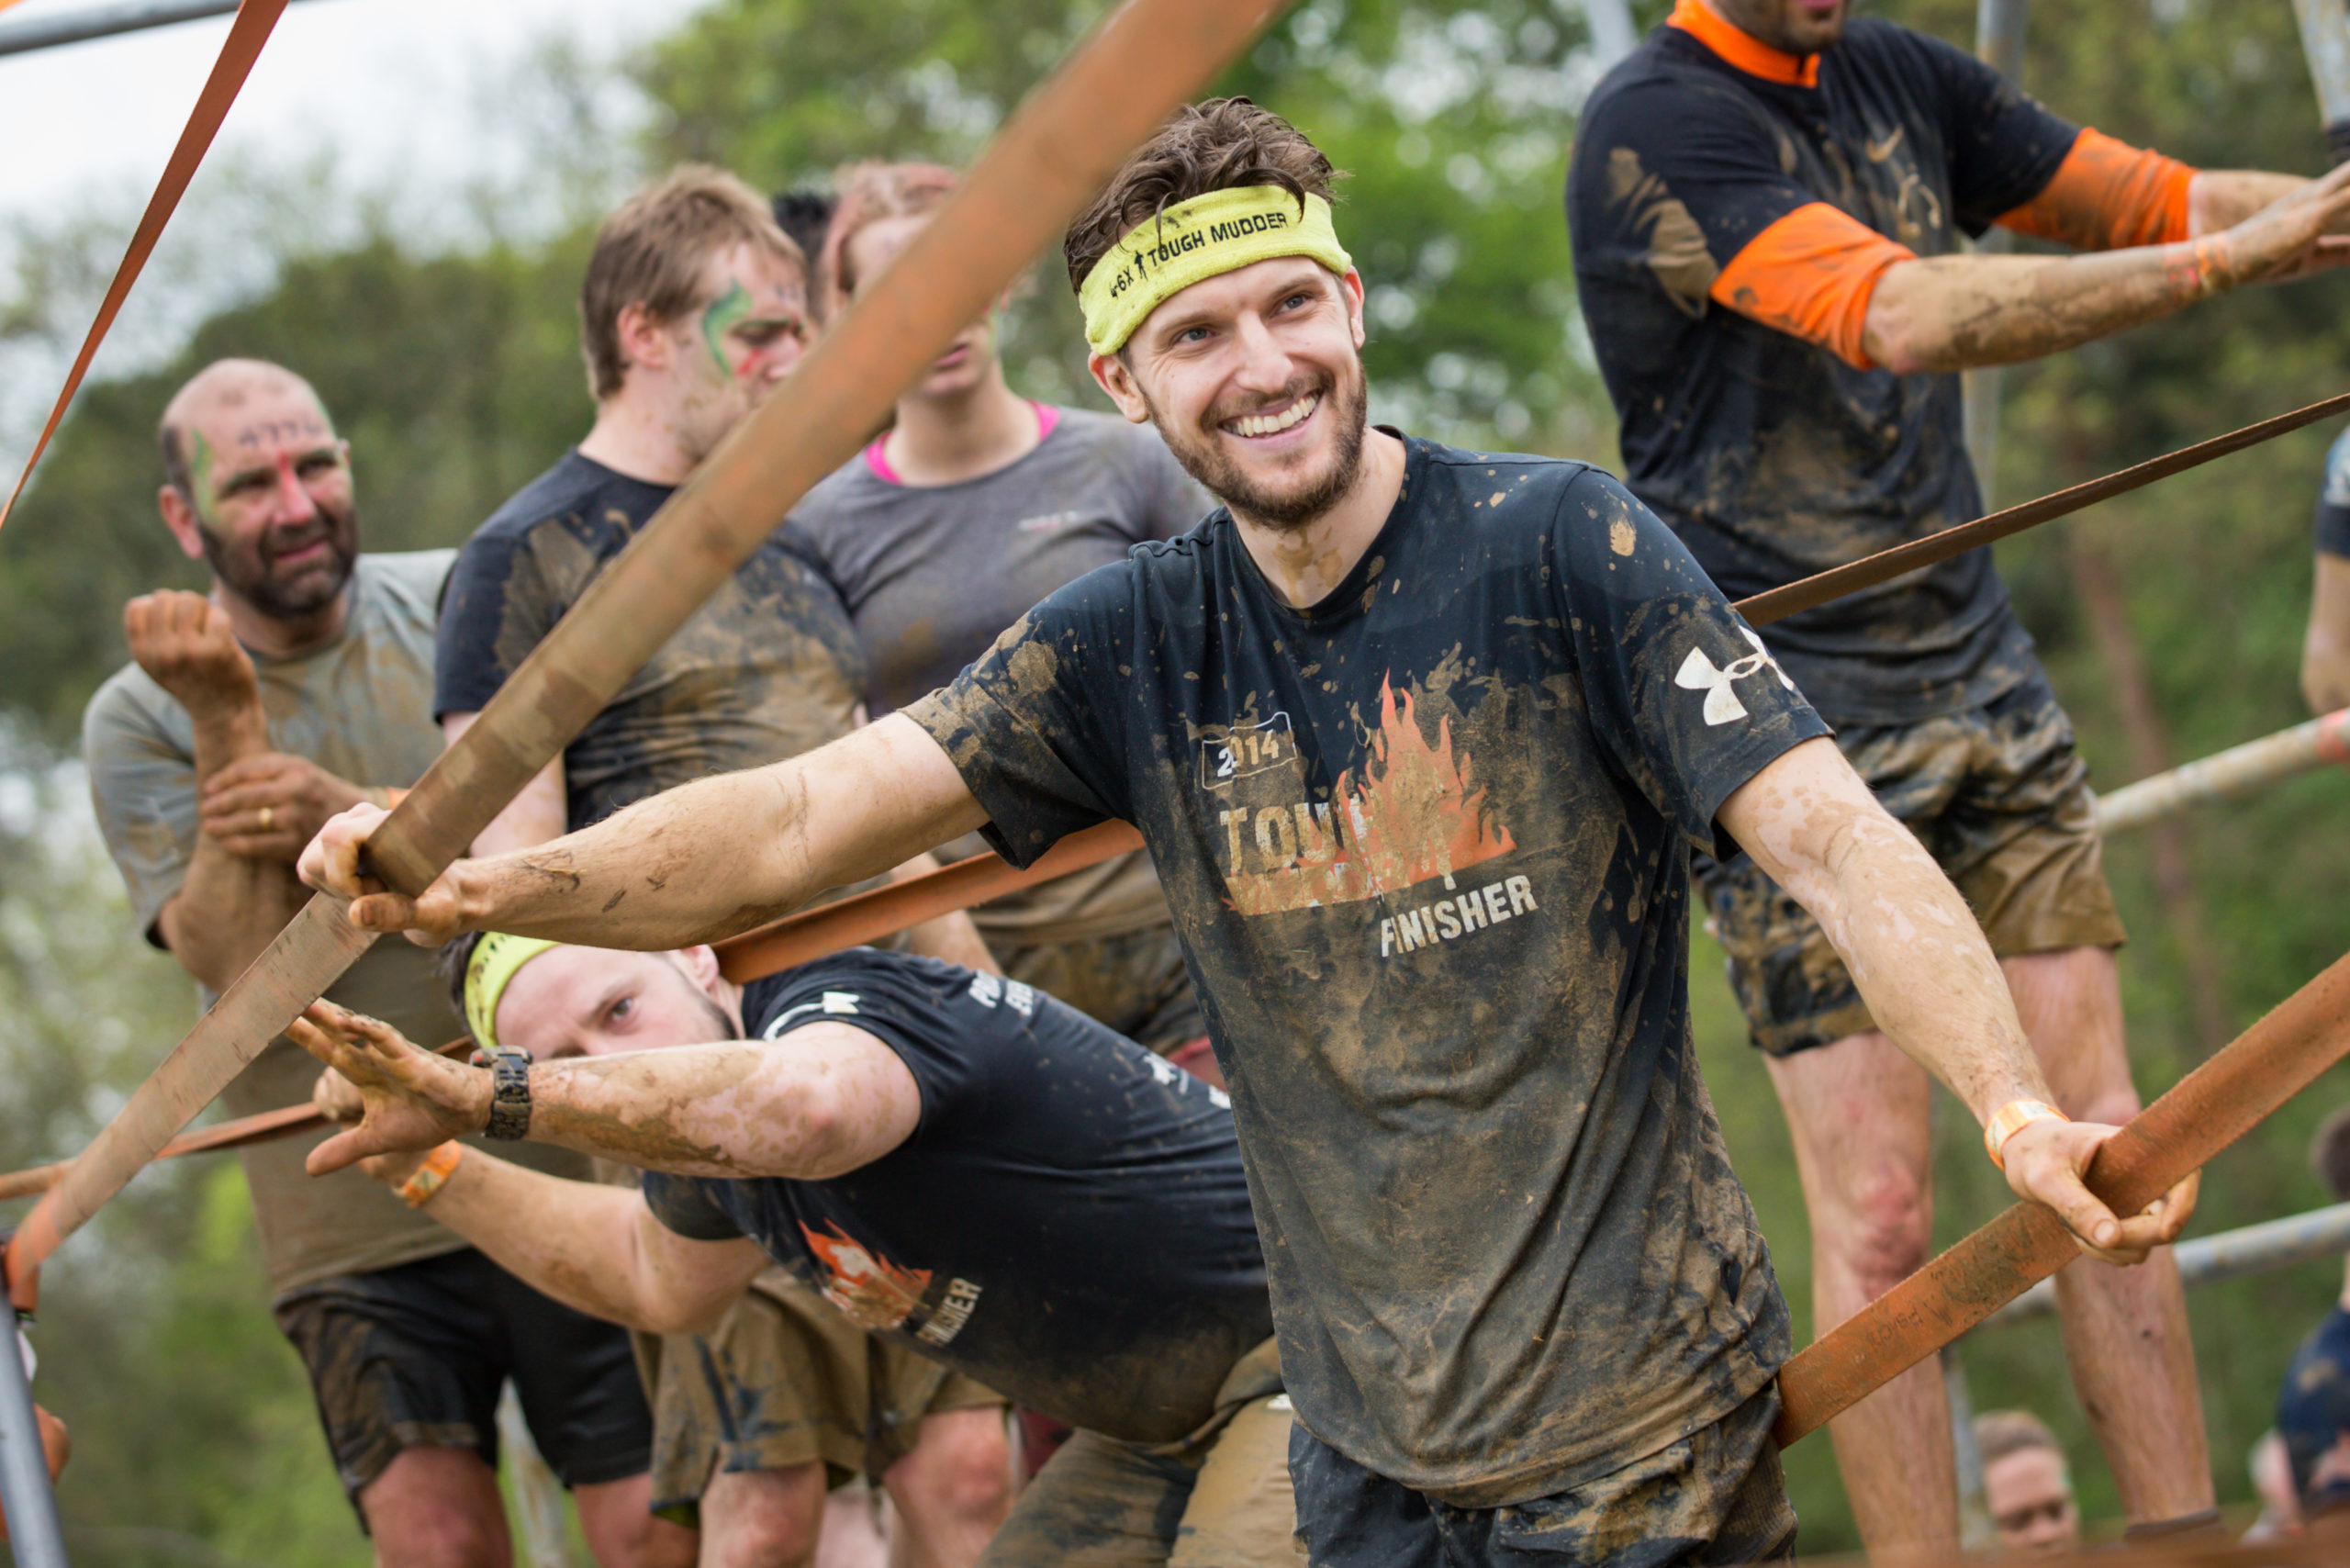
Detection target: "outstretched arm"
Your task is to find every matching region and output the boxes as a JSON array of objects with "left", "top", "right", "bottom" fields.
[
  {"left": 298, "top": 712, "right": 989, "bottom": 949},
  {"left": 1717, "top": 737, "right": 2197, "bottom": 1263},
  {"left": 287, "top": 1002, "right": 922, "bottom": 1182},
  {"left": 1859, "top": 162, "right": 2350, "bottom": 375},
  {"left": 354, "top": 1140, "right": 766, "bottom": 1335}
]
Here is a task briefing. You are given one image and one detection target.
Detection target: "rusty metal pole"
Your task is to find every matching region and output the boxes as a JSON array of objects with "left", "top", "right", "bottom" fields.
[
  {"left": 1961, "top": 0, "right": 2027, "bottom": 510},
  {"left": 3, "top": 0, "right": 1292, "bottom": 1305},
  {"left": 1737, "top": 388, "right": 2350, "bottom": 626},
  {"left": 1775, "top": 946, "right": 2350, "bottom": 1447}
]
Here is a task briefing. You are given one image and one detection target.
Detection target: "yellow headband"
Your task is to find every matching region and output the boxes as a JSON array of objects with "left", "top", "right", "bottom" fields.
[
  {"left": 464, "top": 932, "right": 559, "bottom": 1053},
  {"left": 1079, "top": 186, "right": 1352, "bottom": 356}
]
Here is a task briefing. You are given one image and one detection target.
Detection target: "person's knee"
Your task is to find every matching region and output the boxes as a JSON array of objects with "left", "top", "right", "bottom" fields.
[
  {"left": 362, "top": 1449, "right": 508, "bottom": 1568},
  {"left": 575, "top": 1474, "right": 698, "bottom": 1568},
  {"left": 1836, "top": 1159, "right": 1932, "bottom": 1293},
  {"left": 892, "top": 1409, "right": 1016, "bottom": 1528},
  {"left": 702, "top": 1464, "right": 827, "bottom": 1568}
]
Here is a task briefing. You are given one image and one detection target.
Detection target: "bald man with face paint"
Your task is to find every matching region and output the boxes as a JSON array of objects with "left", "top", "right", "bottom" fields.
[{"left": 83, "top": 360, "right": 677, "bottom": 1568}]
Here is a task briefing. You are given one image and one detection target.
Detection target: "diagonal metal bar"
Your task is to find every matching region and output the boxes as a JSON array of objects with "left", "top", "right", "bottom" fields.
[
  {"left": 5, "top": 0, "right": 1292, "bottom": 1304},
  {"left": 1736, "top": 389, "right": 2350, "bottom": 627},
  {"left": 1774, "top": 946, "right": 2350, "bottom": 1447},
  {"left": 0, "top": 0, "right": 290, "bottom": 534}
]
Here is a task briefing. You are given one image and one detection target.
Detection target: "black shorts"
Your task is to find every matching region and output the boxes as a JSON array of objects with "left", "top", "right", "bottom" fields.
[
  {"left": 274, "top": 1248, "right": 652, "bottom": 1513},
  {"left": 1288, "top": 1385, "right": 1793, "bottom": 1567}
]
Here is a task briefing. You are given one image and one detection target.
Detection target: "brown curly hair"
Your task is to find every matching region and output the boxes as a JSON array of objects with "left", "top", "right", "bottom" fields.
[{"left": 1062, "top": 97, "right": 1341, "bottom": 295}]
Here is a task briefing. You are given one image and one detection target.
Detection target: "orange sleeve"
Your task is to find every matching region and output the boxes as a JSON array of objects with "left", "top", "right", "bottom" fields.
[
  {"left": 1996, "top": 127, "right": 2196, "bottom": 252},
  {"left": 1708, "top": 202, "right": 1916, "bottom": 371}
]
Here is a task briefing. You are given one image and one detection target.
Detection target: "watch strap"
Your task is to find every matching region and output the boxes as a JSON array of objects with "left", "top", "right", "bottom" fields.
[{"left": 484, "top": 1049, "right": 532, "bottom": 1141}]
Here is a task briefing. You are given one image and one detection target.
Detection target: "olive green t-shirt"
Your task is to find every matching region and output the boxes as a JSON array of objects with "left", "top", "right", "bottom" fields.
[{"left": 83, "top": 551, "right": 588, "bottom": 1298}]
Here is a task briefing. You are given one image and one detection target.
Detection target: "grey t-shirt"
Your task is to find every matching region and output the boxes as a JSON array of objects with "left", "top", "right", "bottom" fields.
[
  {"left": 786, "top": 407, "right": 1206, "bottom": 944},
  {"left": 83, "top": 551, "right": 585, "bottom": 1297}
]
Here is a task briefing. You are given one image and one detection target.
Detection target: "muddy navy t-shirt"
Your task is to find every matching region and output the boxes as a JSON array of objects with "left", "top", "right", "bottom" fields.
[
  {"left": 642, "top": 948, "right": 1271, "bottom": 1445},
  {"left": 435, "top": 451, "right": 867, "bottom": 831},
  {"left": 902, "top": 438, "right": 1828, "bottom": 1506},
  {"left": 1568, "top": 19, "right": 2078, "bottom": 724}
]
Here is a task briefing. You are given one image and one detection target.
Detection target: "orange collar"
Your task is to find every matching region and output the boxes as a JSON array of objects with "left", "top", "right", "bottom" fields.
[{"left": 1668, "top": 0, "right": 1820, "bottom": 88}]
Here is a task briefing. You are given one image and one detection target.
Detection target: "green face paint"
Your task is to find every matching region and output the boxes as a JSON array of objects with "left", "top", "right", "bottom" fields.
[
  {"left": 700, "top": 281, "right": 755, "bottom": 378},
  {"left": 187, "top": 428, "right": 221, "bottom": 526}
]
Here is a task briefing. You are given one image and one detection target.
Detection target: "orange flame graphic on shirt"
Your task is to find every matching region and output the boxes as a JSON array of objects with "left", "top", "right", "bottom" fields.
[
  {"left": 1222, "top": 676, "right": 1515, "bottom": 915},
  {"left": 799, "top": 1221, "right": 933, "bottom": 1332}
]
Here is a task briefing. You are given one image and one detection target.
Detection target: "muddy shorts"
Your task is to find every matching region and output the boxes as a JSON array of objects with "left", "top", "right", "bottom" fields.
[
  {"left": 979, "top": 1338, "right": 1296, "bottom": 1567},
  {"left": 642, "top": 1269, "right": 1003, "bottom": 1523},
  {"left": 272, "top": 1247, "right": 651, "bottom": 1517},
  {"left": 1700, "top": 671, "right": 2128, "bottom": 1057},
  {"left": 997, "top": 924, "right": 1207, "bottom": 1058},
  {"left": 1289, "top": 1384, "right": 1792, "bottom": 1567}
]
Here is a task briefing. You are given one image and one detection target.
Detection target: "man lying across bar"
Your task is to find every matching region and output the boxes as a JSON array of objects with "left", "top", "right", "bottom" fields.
[{"left": 286, "top": 935, "right": 1297, "bottom": 1568}]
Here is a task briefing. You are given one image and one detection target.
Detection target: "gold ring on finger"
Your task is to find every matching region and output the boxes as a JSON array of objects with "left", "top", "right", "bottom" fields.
[{"left": 259, "top": 805, "right": 274, "bottom": 833}]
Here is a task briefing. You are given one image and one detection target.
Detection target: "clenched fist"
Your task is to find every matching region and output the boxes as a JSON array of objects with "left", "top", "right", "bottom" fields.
[{"left": 125, "top": 590, "right": 257, "bottom": 720}]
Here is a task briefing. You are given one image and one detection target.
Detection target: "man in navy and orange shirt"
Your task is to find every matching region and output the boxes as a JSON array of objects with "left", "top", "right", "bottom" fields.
[{"left": 1571, "top": 0, "right": 2350, "bottom": 1552}]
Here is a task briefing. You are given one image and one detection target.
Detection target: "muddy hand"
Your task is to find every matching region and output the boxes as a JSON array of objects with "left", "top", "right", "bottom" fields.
[
  {"left": 285, "top": 1002, "right": 490, "bottom": 1174},
  {"left": 299, "top": 801, "right": 471, "bottom": 943},
  {"left": 2221, "top": 160, "right": 2350, "bottom": 286},
  {"left": 2001, "top": 1116, "right": 2200, "bottom": 1265},
  {"left": 123, "top": 589, "right": 259, "bottom": 718},
  {"left": 203, "top": 753, "right": 365, "bottom": 861}
]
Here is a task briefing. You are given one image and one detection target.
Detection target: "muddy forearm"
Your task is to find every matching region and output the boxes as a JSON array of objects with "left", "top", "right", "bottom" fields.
[
  {"left": 161, "top": 707, "right": 308, "bottom": 990},
  {"left": 445, "top": 719, "right": 981, "bottom": 949},
  {"left": 2188, "top": 170, "right": 2309, "bottom": 234},
  {"left": 415, "top": 1151, "right": 682, "bottom": 1329},
  {"left": 1863, "top": 244, "right": 2218, "bottom": 375},
  {"left": 1722, "top": 740, "right": 2050, "bottom": 1124},
  {"left": 423, "top": 1037, "right": 900, "bottom": 1181}
]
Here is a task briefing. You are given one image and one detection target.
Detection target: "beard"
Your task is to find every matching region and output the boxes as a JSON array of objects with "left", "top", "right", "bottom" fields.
[
  {"left": 199, "top": 501, "right": 359, "bottom": 620},
  {"left": 1150, "top": 358, "right": 1370, "bottom": 533}
]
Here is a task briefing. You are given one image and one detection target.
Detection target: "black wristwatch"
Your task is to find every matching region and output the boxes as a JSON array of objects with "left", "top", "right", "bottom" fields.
[{"left": 476, "top": 1047, "right": 532, "bottom": 1141}]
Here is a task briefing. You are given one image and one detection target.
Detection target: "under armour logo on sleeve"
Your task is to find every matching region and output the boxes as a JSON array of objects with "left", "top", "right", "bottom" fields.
[{"left": 1673, "top": 628, "right": 1795, "bottom": 726}]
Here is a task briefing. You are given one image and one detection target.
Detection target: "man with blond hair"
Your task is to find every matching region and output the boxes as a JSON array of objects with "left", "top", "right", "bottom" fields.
[
  {"left": 432, "top": 166, "right": 1011, "bottom": 1568},
  {"left": 84, "top": 359, "right": 675, "bottom": 1567}
]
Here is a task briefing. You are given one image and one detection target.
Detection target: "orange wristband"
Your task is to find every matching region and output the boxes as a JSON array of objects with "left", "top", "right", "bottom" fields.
[
  {"left": 396, "top": 1142, "right": 464, "bottom": 1208},
  {"left": 1984, "top": 1100, "right": 2069, "bottom": 1170}
]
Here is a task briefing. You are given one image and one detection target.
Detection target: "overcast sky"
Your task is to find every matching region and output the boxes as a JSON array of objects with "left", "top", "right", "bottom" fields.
[{"left": 0, "top": 0, "right": 708, "bottom": 216}]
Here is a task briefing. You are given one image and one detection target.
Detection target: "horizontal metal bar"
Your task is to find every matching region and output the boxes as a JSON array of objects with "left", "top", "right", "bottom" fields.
[
  {"left": 0, "top": 0, "right": 323, "bottom": 58},
  {"left": 1982, "top": 1201, "right": 2350, "bottom": 1327},
  {"left": 2096, "top": 709, "right": 2350, "bottom": 835}
]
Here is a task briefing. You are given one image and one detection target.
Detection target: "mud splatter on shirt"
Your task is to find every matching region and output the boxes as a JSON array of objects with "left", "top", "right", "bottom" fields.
[
  {"left": 641, "top": 948, "right": 1270, "bottom": 1445},
  {"left": 434, "top": 451, "right": 866, "bottom": 831},
  {"left": 902, "top": 439, "right": 1828, "bottom": 1506},
  {"left": 1567, "top": 18, "right": 2078, "bottom": 724}
]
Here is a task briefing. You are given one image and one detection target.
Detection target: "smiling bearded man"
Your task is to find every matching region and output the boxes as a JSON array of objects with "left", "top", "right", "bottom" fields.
[{"left": 302, "top": 98, "right": 2199, "bottom": 1568}]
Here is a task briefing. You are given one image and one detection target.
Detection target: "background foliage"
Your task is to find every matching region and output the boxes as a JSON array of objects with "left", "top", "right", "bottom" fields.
[{"left": 1, "top": 0, "right": 2347, "bottom": 1559}]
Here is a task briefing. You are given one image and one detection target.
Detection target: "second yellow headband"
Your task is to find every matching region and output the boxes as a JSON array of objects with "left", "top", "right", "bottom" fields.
[
  {"left": 1079, "top": 185, "right": 1352, "bottom": 357},
  {"left": 464, "top": 931, "right": 559, "bottom": 1054}
]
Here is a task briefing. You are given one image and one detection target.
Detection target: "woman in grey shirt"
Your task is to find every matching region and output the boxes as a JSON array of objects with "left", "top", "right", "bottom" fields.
[{"left": 786, "top": 161, "right": 1215, "bottom": 1073}]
